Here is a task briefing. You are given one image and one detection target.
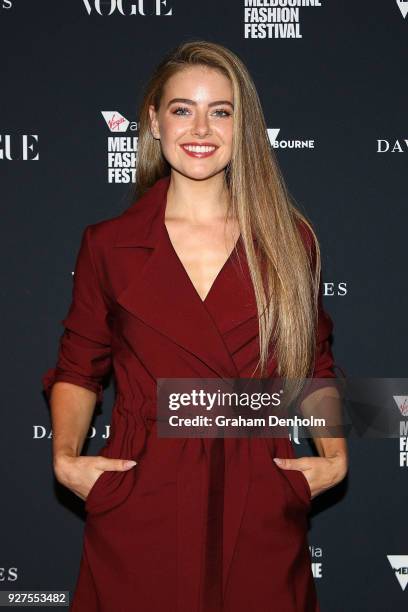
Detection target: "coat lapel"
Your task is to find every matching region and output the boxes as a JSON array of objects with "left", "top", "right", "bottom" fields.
[{"left": 113, "top": 175, "right": 256, "bottom": 380}]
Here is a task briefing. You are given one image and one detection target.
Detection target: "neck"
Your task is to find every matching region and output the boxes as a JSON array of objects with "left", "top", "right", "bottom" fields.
[{"left": 165, "top": 169, "right": 231, "bottom": 223}]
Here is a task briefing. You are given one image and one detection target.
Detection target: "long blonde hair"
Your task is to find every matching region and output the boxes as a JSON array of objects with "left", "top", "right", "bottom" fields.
[{"left": 130, "top": 40, "right": 321, "bottom": 391}]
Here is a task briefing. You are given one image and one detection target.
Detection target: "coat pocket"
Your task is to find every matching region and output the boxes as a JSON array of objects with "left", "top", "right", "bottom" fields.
[
  {"left": 85, "top": 469, "right": 110, "bottom": 512},
  {"left": 84, "top": 463, "right": 138, "bottom": 516},
  {"left": 282, "top": 466, "right": 312, "bottom": 511},
  {"left": 263, "top": 438, "right": 311, "bottom": 512}
]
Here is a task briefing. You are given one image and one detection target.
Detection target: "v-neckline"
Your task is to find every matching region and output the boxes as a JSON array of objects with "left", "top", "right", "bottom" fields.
[{"left": 162, "top": 222, "right": 241, "bottom": 305}]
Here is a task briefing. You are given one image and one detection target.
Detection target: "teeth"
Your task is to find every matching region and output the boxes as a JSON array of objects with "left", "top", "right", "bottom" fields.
[{"left": 183, "top": 145, "right": 216, "bottom": 153}]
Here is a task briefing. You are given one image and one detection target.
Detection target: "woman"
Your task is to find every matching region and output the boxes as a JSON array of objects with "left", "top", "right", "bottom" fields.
[{"left": 42, "top": 40, "right": 348, "bottom": 612}]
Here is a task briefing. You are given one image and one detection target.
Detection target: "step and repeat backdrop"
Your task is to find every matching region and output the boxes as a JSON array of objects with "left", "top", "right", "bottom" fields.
[{"left": 1, "top": 1, "right": 407, "bottom": 610}]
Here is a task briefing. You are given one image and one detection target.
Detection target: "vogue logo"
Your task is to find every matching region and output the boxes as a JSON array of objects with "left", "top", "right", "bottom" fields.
[
  {"left": 82, "top": 0, "right": 173, "bottom": 15},
  {"left": 0, "top": 135, "right": 39, "bottom": 160}
]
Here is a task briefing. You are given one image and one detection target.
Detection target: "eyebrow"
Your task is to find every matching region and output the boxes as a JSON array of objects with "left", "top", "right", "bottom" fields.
[{"left": 166, "top": 98, "right": 234, "bottom": 109}]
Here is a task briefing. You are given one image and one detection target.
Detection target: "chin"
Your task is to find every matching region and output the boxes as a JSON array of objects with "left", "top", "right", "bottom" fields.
[{"left": 172, "top": 165, "right": 226, "bottom": 182}]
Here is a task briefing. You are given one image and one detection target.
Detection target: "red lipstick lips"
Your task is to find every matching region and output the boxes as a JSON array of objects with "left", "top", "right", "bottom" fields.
[{"left": 180, "top": 142, "right": 218, "bottom": 159}]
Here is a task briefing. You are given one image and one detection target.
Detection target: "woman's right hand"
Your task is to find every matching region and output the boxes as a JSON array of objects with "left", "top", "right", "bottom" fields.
[{"left": 53, "top": 455, "right": 137, "bottom": 501}]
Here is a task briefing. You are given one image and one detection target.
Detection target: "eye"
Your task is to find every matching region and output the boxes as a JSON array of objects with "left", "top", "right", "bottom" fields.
[
  {"left": 212, "top": 108, "right": 232, "bottom": 118},
  {"left": 172, "top": 106, "right": 191, "bottom": 116},
  {"left": 171, "top": 106, "right": 232, "bottom": 118}
]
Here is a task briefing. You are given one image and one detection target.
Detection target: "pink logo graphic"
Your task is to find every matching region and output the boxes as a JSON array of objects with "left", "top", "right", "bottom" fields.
[
  {"left": 101, "top": 111, "right": 129, "bottom": 132},
  {"left": 394, "top": 396, "right": 408, "bottom": 416}
]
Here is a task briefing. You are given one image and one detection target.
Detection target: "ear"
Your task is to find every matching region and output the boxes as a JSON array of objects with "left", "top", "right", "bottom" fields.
[{"left": 148, "top": 104, "right": 160, "bottom": 140}]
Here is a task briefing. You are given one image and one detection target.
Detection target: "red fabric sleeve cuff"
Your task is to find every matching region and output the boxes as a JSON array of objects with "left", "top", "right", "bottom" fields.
[{"left": 42, "top": 367, "right": 104, "bottom": 404}]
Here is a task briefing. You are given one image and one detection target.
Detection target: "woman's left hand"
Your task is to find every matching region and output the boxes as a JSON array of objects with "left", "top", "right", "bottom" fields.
[{"left": 273, "top": 452, "right": 348, "bottom": 500}]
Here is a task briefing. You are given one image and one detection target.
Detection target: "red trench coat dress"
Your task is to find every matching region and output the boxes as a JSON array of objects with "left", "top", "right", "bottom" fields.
[{"left": 42, "top": 175, "right": 337, "bottom": 612}]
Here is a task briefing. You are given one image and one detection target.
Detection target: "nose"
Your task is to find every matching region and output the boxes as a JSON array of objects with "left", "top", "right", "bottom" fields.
[{"left": 192, "top": 110, "right": 211, "bottom": 137}]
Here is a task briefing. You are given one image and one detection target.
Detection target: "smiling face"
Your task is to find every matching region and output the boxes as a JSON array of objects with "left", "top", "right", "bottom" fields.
[{"left": 148, "top": 65, "right": 234, "bottom": 181}]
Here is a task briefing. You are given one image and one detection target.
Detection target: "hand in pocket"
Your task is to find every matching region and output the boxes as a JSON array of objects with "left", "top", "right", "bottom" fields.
[
  {"left": 53, "top": 455, "right": 138, "bottom": 501},
  {"left": 273, "top": 454, "right": 348, "bottom": 500}
]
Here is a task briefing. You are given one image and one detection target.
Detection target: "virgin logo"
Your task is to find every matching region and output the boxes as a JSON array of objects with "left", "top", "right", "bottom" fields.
[
  {"left": 82, "top": 0, "right": 172, "bottom": 15},
  {"left": 101, "top": 111, "right": 129, "bottom": 132},
  {"left": 394, "top": 396, "right": 408, "bottom": 417}
]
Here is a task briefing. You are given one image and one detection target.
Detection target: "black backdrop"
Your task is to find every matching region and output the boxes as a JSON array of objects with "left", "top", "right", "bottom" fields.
[{"left": 1, "top": 1, "right": 407, "bottom": 610}]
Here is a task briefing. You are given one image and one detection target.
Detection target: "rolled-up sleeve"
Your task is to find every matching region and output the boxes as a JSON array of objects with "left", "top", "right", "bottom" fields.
[
  {"left": 314, "top": 285, "right": 336, "bottom": 379},
  {"left": 42, "top": 225, "right": 112, "bottom": 404},
  {"left": 295, "top": 221, "right": 343, "bottom": 408}
]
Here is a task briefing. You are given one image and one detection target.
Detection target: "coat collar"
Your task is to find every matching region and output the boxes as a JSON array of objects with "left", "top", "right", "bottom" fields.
[
  {"left": 113, "top": 175, "right": 171, "bottom": 248},
  {"left": 113, "top": 174, "right": 258, "bottom": 380}
]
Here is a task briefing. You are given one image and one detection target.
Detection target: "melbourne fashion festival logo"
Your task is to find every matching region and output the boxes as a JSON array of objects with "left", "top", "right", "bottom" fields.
[
  {"left": 395, "top": 396, "right": 408, "bottom": 468},
  {"left": 387, "top": 556, "right": 408, "bottom": 591},
  {"left": 267, "top": 128, "right": 315, "bottom": 150},
  {"left": 82, "top": 0, "right": 173, "bottom": 15},
  {"left": 244, "top": 0, "right": 323, "bottom": 39},
  {"left": 101, "top": 111, "right": 138, "bottom": 183},
  {"left": 0, "top": 135, "right": 39, "bottom": 160}
]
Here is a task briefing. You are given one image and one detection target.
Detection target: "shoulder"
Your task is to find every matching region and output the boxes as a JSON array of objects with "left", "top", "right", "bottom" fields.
[
  {"left": 69, "top": 209, "right": 133, "bottom": 280},
  {"left": 84, "top": 213, "right": 125, "bottom": 247},
  {"left": 80, "top": 205, "right": 137, "bottom": 259}
]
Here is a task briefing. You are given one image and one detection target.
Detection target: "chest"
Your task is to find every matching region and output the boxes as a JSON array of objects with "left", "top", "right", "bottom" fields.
[
  {"left": 163, "top": 218, "right": 241, "bottom": 303},
  {"left": 106, "top": 223, "right": 260, "bottom": 379}
]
